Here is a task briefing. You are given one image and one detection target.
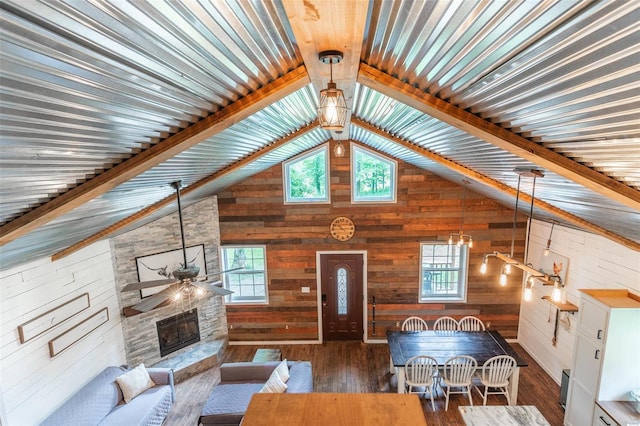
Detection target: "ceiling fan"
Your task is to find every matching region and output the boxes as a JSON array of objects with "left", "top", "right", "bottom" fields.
[{"left": 121, "top": 181, "right": 239, "bottom": 312}]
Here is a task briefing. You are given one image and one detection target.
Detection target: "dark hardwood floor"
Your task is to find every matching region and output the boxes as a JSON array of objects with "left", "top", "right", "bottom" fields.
[{"left": 164, "top": 341, "right": 565, "bottom": 426}]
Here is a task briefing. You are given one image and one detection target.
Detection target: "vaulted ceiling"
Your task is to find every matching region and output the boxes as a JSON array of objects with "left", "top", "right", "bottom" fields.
[{"left": 1, "top": 0, "right": 639, "bottom": 270}]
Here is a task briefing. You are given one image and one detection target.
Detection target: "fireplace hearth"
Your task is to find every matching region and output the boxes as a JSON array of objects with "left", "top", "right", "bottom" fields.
[{"left": 157, "top": 309, "right": 200, "bottom": 357}]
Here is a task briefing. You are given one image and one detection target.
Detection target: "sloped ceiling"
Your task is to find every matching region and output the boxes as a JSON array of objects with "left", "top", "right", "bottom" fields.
[{"left": 1, "top": 0, "right": 639, "bottom": 270}]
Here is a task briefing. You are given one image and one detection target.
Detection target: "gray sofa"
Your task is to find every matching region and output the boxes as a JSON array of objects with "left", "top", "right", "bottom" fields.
[
  {"left": 40, "top": 365, "right": 175, "bottom": 426},
  {"left": 199, "top": 361, "right": 313, "bottom": 426}
]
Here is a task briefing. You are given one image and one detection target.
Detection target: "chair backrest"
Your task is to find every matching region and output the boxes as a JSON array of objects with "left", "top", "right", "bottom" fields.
[
  {"left": 401, "top": 316, "right": 428, "bottom": 331},
  {"left": 404, "top": 355, "right": 438, "bottom": 386},
  {"left": 458, "top": 316, "right": 485, "bottom": 331},
  {"left": 481, "top": 355, "right": 517, "bottom": 386},
  {"left": 433, "top": 316, "right": 459, "bottom": 331},
  {"left": 443, "top": 355, "right": 477, "bottom": 385}
]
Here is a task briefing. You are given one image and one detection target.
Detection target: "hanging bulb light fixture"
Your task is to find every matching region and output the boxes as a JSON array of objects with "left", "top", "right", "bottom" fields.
[
  {"left": 317, "top": 50, "right": 348, "bottom": 130},
  {"left": 448, "top": 180, "right": 474, "bottom": 248},
  {"left": 544, "top": 221, "right": 556, "bottom": 256},
  {"left": 480, "top": 168, "right": 550, "bottom": 289}
]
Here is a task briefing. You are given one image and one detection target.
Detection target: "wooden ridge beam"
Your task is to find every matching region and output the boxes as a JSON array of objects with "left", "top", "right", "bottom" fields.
[
  {"left": 51, "top": 120, "right": 319, "bottom": 261},
  {"left": 1, "top": 65, "right": 310, "bottom": 246},
  {"left": 351, "top": 116, "right": 640, "bottom": 252},
  {"left": 357, "top": 63, "right": 640, "bottom": 212}
]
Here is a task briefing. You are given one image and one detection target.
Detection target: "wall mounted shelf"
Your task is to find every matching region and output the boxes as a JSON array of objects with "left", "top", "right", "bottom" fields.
[{"left": 542, "top": 296, "right": 579, "bottom": 313}]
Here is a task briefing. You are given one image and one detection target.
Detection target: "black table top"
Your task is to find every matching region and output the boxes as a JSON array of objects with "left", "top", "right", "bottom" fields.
[{"left": 387, "top": 330, "right": 527, "bottom": 367}]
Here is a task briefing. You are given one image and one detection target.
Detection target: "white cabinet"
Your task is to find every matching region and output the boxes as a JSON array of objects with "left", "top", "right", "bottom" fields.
[
  {"left": 593, "top": 404, "right": 619, "bottom": 426},
  {"left": 564, "top": 289, "right": 640, "bottom": 426}
]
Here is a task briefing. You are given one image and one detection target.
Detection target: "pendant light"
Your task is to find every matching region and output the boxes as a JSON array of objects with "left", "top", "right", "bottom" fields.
[
  {"left": 317, "top": 50, "right": 348, "bottom": 130},
  {"left": 448, "top": 180, "right": 473, "bottom": 248}
]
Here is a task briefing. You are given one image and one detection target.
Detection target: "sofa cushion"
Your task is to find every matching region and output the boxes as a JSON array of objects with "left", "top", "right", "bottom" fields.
[
  {"left": 273, "top": 359, "right": 290, "bottom": 383},
  {"left": 200, "top": 383, "right": 263, "bottom": 425},
  {"left": 98, "top": 384, "right": 173, "bottom": 426},
  {"left": 41, "top": 366, "right": 126, "bottom": 426},
  {"left": 259, "top": 370, "right": 287, "bottom": 393},
  {"left": 285, "top": 361, "right": 313, "bottom": 393},
  {"left": 116, "top": 363, "right": 155, "bottom": 403}
]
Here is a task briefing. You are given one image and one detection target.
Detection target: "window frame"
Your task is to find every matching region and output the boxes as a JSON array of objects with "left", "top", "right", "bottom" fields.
[
  {"left": 419, "top": 242, "right": 468, "bottom": 303},
  {"left": 282, "top": 144, "right": 330, "bottom": 204},
  {"left": 350, "top": 144, "right": 397, "bottom": 204},
  {"left": 219, "top": 245, "right": 269, "bottom": 305}
]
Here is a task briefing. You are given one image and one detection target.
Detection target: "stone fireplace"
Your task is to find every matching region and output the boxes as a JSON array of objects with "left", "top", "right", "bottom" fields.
[
  {"left": 111, "top": 197, "right": 228, "bottom": 370},
  {"left": 157, "top": 309, "right": 201, "bottom": 357}
]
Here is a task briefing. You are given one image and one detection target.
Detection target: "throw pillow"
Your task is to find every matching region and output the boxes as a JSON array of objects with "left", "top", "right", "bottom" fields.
[
  {"left": 116, "top": 363, "right": 155, "bottom": 403},
  {"left": 259, "top": 370, "right": 288, "bottom": 393},
  {"left": 273, "top": 359, "right": 290, "bottom": 383}
]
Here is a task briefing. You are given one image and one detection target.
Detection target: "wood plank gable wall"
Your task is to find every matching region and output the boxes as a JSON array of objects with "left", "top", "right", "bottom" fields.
[{"left": 218, "top": 141, "right": 527, "bottom": 341}]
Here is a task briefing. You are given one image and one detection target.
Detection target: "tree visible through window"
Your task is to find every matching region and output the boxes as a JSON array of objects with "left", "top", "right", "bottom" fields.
[
  {"left": 283, "top": 145, "right": 329, "bottom": 203},
  {"left": 220, "top": 246, "right": 268, "bottom": 304},
  {"left": 352, "top": 145, "right": 396, "bottom": 202},
  {"left": 420, "top": 242, "right": 468, "bottom": 303}
]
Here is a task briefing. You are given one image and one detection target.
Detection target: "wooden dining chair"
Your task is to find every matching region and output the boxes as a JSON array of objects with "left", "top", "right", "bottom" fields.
[
  {"left": 404, "top": 355, "right": 439, "bottom": 410},
  {"left": 401, "top": 316, "right": 428, "bottom": 331},
  {"left": 440, "top": 355, "right": 477, "bottom": 411},
  {"left": 473, "top": 355, "right": 517, "bottom": 405},
  {"left": 433, "top": 316, "right": 459, "bottom": 331},
  {"left": 458, "top": 316, "right": 485, "bottom": 331}
]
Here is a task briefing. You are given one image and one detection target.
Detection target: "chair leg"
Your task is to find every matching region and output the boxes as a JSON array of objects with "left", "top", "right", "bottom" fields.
[
  {"left": 483, "top": 386, "right": 488, "bottom": 405},
  {"left": 429, "top": 385, "right": 435, "bottom": 411},
  {"left": 467, "top": 385, "right": 473, "bottom": 406},
  {"left": 444, "top": 387, "right": 450, "bottom": 411}
]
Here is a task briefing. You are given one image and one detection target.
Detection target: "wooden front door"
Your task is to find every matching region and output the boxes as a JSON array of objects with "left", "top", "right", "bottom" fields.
[{"left": 320, "top": 254, "right": 364, "bottom": 341}]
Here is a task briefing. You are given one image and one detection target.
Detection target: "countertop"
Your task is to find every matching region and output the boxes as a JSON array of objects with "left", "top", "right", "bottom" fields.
[
  {"left": 597, "top": 401, "right": 640, "bottom": 426},
  {"left": 458, "top": 405, "right": 550, "bottom": 425}
]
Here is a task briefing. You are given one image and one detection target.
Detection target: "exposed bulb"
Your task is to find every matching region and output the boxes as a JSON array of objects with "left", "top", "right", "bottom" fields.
[
  {"left": 457, "top": 237, "right": 463, "bottom": 247},
  {"left": 448, "top": 235, "right": 453, "bottom": 245},
  {"left": 468, "top": 238, "right": 473, "bottom": 248},
  {"left": 334, "top": 141, "right": 345, "bottom": 157},
  {"left": 196, "top": 287, "right": 204, "bottom": 297},
  {"left": 504, "top": 263, "right": 512, "bottom": 274},
  {"left": 544, "top": 246, "right": 550, "bottom": 256},
  {"left": 551, "top": 286, "right": 562, "bottom": 303},
  {"left": 499, "top": 272, "right": 508, "bottom": 286},
  {"left": 173, "top": 292, "right": 182, "bottom": 301},
  {"left": 523, "top": 287, "right": 533, "bottom": 302},
  {"left": 480, "top": 261, "right": 487, "bottom": 274}
]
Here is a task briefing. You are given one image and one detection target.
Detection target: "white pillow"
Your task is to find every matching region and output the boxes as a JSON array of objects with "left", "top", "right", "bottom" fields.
[
  {"left": 273, "top": 359, "right": 290, "bottom": 383},
  {"left": 259, "top": 370, "right": 288, "bottom": 393},
  {"left": 116, "top": 363, "right": 155, "bottom": 403}
]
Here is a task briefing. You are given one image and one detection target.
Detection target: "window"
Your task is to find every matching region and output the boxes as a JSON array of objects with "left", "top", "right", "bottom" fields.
[
  {"left": 283, "top": 145, "right": 329, "bottom": 203},
  {"left": 351, "top": 144, "right": 397, "bottom": 203},
  {"left": 220, "top": 246, "right": 268, "bottom": 304},
  {"left": 420, "top": 242, "right": 468, "bottom": 303}
]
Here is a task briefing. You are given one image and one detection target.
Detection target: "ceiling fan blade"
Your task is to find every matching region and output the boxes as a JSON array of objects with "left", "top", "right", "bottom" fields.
[
  {"left": 122, "top": 279, "right": 178, "bottom": 292},
  {"left": 195, "top": 267, "right": 245, "bottom": 282},
  {"left": 207, "top": 286, "right": 234, "bottom": 296},
  {"left": 132, "top": 287, "right": 175, "bottom": 312}
]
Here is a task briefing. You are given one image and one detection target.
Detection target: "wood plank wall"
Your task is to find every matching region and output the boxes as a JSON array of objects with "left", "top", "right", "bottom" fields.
[{"left": 218, "top": 141, "right": 527, "bottom": 341}]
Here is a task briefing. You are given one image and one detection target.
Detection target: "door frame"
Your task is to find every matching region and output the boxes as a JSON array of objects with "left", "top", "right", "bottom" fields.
[{"left": 316, "top": 250, "right": 368, "bottom": 343}]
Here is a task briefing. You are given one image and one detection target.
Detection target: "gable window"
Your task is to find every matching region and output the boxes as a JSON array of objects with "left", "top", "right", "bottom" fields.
[
  {"left": 220, "top": 246, "right": 268, "bottom": 304},
  {"left": 351, "top": 144, "right": 397, "bottom": 203},
  {"left": 420, "top": 242, "right": 468, "bottom": 303},
  {"left": 283, "top": 145, "right": 329, "bottom": 203}
]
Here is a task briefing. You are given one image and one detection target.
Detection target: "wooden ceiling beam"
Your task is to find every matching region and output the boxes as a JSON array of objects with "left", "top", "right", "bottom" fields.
[
  {"left": 357, "top": 63, "right": 640, "bottom": 211},
  {"left": 283, "top": 0, "right": 369, "bottom": 140},
  {"left": 352, "top": 116, "right": 640, "bottom": 252},
  {"left": 1, "top": 66, "right": 310, "bottom": 246},
  {"left": 51, "top": 120, "right": 320, "bottom": 261}
]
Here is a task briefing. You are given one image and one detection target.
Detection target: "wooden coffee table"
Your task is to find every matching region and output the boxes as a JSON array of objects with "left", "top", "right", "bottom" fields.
[{"left": 241, "top": 393, "right": 427, "bottom": 425}]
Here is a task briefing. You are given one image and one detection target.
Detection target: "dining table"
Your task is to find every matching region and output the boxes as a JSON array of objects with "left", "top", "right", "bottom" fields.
[{"left": 387, "top": 329, "right": 527, "bottom": 405}]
